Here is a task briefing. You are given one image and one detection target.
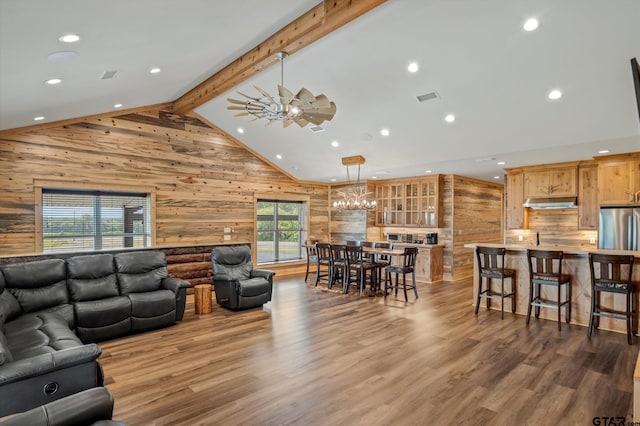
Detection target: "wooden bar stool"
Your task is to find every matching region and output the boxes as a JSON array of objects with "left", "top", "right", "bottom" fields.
[
  {"left": 588, "top": 253, "right": 636, "bottom": 344},
  {"left": 526, "top": 249, "right": 571, "bottom": 331},
  {"left": 474, "top": 246, "right": 516, "bottom": 319}
]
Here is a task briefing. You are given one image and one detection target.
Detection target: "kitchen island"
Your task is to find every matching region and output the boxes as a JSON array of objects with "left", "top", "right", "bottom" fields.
[
  {"left": 464, "top": 243, "right": 640, "bottom": 334},
  {"left": 387, "top": 243, "right": 444, "bottom": 283}
]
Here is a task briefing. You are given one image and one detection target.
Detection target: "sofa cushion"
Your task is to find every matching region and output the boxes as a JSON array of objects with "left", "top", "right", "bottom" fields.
[
  {"left": 0, "top": 330, "right": 13, "bottom": 366},
  {"left": 1, "top": 259, "right": 69, "bottom": 313},
  {"left": 0, "top": 290, "right": 21, "bottom": 326},
  {"left": 67, "top": 254, "right": 119, "bottom": 302},
  {"left": 211, "top": 246, "right": 253, "bottom": 280},
  {"left": 114, "top": 251, "right": 168, "bottom": 294},
  {"left": 5, "top": 312, "right": 82, "bottom": 360},
  {"left": 128, "top": 290, "right": 175, "bottom": 318},
  {"left": 74, "top": 297, "right": 130, "bottom": 328},
  {"left": 238, "top": 277, "right": 271, "bottom": 297}
]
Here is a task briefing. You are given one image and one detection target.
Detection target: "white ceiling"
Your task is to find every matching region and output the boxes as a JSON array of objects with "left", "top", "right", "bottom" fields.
[{"left": 2, "top": 0, "right": 639, "bottom": 184}]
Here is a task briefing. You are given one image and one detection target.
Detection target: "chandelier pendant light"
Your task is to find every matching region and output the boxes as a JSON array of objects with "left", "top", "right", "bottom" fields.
[
  {"left": 226, "top": 51, "right": 336, "bottom": 128},
  {"left": 333, "top": 155, "right": 377, "bottom": 211}
]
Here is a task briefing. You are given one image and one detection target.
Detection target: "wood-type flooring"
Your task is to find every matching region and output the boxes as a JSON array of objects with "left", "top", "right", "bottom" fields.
[{"left": 99, "top": 277, "right": 639, "bottom": 425}]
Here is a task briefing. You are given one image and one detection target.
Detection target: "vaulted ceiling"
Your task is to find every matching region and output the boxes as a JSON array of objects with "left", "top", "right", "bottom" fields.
[{"left": 1, "top": 0, "right": 639, "bottom": 183}]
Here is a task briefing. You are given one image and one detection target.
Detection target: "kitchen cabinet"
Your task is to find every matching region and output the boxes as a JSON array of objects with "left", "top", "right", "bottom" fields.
[
  {"left": 375, "top": 175, "right": 442, "bottom": 227},
  {"left": 420, "top": 176, "right": 442, "bottom": 228},
  {"left": 506, "top": 171, "right": 527, "bottom": 229},
  {"left": 597, "top": 156, "right": 640, "bottom": 205},
  {"left": 524, "top": 166, "right": 577, "bottom": 198},
  {"left": 578, "top": 164, "right": 598, "bottom": 229},
  {"left": 376, "top": 183, "right": 404, "bottom": 225}
]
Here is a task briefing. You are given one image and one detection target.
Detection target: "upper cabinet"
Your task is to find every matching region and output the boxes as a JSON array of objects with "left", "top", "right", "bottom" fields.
[
  {"left": 375, "top": 175, "right": 442, "bottom": 227},
  {"left": 505, "top": 171, "right": 527, "bottom": 229},
  {"left": 597, "top": 155, "right": 640, "bottom": 205},
  {"left": 524, "top": 165, "right": 577, "bottom": 198},
  {"left": 578, "top": 163, "right": 598, "bottom": 229}
]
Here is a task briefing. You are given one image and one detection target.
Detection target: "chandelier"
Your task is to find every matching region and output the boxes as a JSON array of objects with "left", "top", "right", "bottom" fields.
[
  {"left": 226, "top": 51, "right": 336, "bottom": 128},
  {"left": 333, "top": 155, "right": 377, "bottom": 211}
]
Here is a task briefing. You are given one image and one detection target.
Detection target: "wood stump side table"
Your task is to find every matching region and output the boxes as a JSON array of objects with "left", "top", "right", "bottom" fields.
[{"left": 194, "top": 284, "right": 213, "bottom": 314}]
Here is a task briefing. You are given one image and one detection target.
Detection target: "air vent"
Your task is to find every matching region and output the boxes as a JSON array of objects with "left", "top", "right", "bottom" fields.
[
  {"left": 416, "top": 91, "right": 439, "bottom": 103},
  {"left": 309, "top": 125, "right": 324, "bottom": 133},
  {"left": 100, "top": 70, "right": 118, "bottom": 80}
]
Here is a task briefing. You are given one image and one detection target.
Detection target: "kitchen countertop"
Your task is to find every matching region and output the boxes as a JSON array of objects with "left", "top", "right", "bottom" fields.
[
  {"left": 390, "top": 243, "right": 444, "bottom": 249},
  {"left": 463, "top": 243, "right": 640, "bottom": 258}
]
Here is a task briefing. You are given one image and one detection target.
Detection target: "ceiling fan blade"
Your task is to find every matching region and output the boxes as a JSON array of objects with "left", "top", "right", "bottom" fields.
[
  {"left": 227, "top": 98, "right": 248, "bottom": 105},
  {"left": 226, "top": 105, "right": 262, "bottom": 111},
  {"left": 236, "top": 91, "right": 260, "bottom": 101},
  {"left": 292, "top": 116, "right": 309, "bottom": 128},
  {"left": 234, "top": 112, "right": 250, "bottom": 117},
  {"left": 282, "top": 118, "right": 295, "bottom": 128},
  {"left": 301, "top": 114, "right": 325, "bottom": 126},
  {"left": 311, "top": 94, "right": 331, "bottom": 108},
  {"left": 278, "top": 85, "right": 295, "bottom": 105},
  {"left": 254, "top": 85, "right": 275, "bottom": 103},
  {"left": 294, "top": 88, "right": 316, "bottom": 104}
]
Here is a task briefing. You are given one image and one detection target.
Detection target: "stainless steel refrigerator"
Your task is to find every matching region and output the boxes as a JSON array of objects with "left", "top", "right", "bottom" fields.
[{"left": 598, "top": 206, "right": 640, "bottom": 250}]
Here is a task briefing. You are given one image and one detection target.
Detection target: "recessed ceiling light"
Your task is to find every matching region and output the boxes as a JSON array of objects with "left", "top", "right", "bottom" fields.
[
  {"left": 331, "top": 178, "right": 337, "bottom": 182},
  {"left": 331, "top": 141, "right": 339, "bottom": 147},
  {"left": 380, "top": 128, "right": 390, "bottom": 136},
  {"left": 371, "top": 176, "right": 378, "bottom": 179},
  {"left": 523, "top": 18, "right": 539, "bottom": 32},
  {"left": 48, "top": 51, "right": 79, "bottom": 62},
  {"left": 149, "top": 68, "right": 161, "bottom": 74},
  {"left": 34, "top": 116, "right": 45, "bottom": 121},
  {"left": 494, "top": 176, "right": 501, "bottom": 180},
  {"left": 59, "top": 34, "right": 80, "bottom": 43},
  {"left": 425, "top": 170, "right": 432, "bottom": 174},
  {"left": 276, "top": 154, "right": 282, "bottom": 160},
  {"left": 45, "top": 78, "right": 62, "bottom": 85},
  {"left": 113, "top": 103, "right": 123, "bottom": 108},
  {"left": 445, "top": 114, "right": 455, "bottom": 123},
  {"left": 237, "top": 128, "right": 244, "bottom": 134},
  {"left": 407, "top": 62, "right": 419, "bottom": 73},
  {"left": 548, "top": 89, "right": 562, "bottom": 100},
  {"left": 598, "top": 149, "right": 610, "bottom": 154},
  {"left": 497, "top": 161, "right": 506, "bottom": 165}
]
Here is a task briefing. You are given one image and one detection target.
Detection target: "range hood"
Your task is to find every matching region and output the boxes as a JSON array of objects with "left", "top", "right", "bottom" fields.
[{"left": 523, "top": 196, "right": 578, "bottom": 209}]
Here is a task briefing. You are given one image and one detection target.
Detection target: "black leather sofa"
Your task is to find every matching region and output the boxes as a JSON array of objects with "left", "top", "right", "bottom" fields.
[
  {"left": 211, "top": 245, "right": 274, "bottom": 310},
  {"left": 0, "top": 387, "right": 123, "bottom": 425},
  {"left": 0, "top": 250, "right": 190, "bottom": 417}
]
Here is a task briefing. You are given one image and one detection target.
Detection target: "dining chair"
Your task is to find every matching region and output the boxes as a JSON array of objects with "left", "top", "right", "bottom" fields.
[
  {"left": 373, "top": 242, "right": 393, "bottom": 285},
  {"left": 315, "top": 243, "right": 332, "bottom": 287},
  {"left": 304, "top": 240, "right": 319, "bottom": 282},
  {"left": 384, "top": 247, "right": 418, "bottom": 301},
  {"left": 346, "top": 240, "right": 362, "bottom": 247},
  {"left": 345, "top": 245, "right": 377, "bottom": 296},
  {"left": 330, "top": 244, "right": 348, "bottom": 290}
]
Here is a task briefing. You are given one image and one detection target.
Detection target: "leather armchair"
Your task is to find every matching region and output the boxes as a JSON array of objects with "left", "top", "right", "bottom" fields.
[
  {"left": 211, "top": 246, "right": 274, "bottom": 310},
  {"left": 0, "top": 387, "right": 123, "bottom": 426}
]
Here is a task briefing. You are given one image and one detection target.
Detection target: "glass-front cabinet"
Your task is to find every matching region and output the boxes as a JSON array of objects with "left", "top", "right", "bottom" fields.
[
  {"left": 375, "top": 175, "right": 442, "bottom": 227},
  {"left": 404, "top": 182, "right": 420, "bottom": 225},
  {"left": 420, "top": 179, "right": 439, "bottom": 227}
]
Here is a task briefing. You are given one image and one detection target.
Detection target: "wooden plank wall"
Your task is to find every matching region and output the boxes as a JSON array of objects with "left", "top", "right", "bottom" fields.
[
  {"left": 0, "top": 109, "right": 330, "bottom": 277},
  {"left": 451, "top": 175, "right": 503, "bottom": 280},
  {"left": 503, "top": 209, "right": 598, "bottom": 248},
  {"left": 328, "top": 182, "right": 368, "bottom": 243}
]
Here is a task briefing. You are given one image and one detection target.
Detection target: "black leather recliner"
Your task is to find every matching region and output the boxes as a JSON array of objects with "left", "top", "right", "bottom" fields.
[
  {"left": 0, "top": 387, "right": 123, "bottom": 425},
  {"left": 211, "top": 246, "right": 274, "bottom": 310}
]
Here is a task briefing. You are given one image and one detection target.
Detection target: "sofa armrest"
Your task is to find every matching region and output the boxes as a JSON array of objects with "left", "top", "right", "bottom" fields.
[
  {"left": 161, "top": 277, "right": 191, "bottom": 293},
  {"left": 0, "top": 344, "right": 101, "bottom": 386},
  {"left": 0, "top": 387, "right": 118, "bottom": 426},
  {"left": 161, "top": 277, "right": 190, "bottom": 321},
  {"left": 251, "top": 269, "right": 275, "bottom": 284},
  {"left": 212, "top": 274, "right": 240, "bottom": 309}
]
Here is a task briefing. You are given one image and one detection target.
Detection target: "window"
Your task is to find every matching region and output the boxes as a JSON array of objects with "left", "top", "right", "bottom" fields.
[
  {"left": 41, "top": 189, "right": 151, "bottom": 253},
  {"left": 256, "top": 200, "right": 307, "bottom": 263}
]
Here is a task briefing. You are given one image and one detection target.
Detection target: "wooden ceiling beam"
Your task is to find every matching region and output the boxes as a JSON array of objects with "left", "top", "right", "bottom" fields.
[{"left": 171, "top": 0, "right": 387, "bottom": 115}]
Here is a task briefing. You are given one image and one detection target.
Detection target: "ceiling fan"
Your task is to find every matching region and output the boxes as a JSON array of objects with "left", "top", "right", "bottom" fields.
[{"left": 226, "top": 51, "right": 336, "bottom": 128}]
